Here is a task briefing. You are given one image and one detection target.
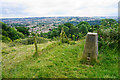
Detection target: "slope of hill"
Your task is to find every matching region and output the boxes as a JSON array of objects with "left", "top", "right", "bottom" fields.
[{"left": 2, "top": 40, "right": 118, "bottom": 78}]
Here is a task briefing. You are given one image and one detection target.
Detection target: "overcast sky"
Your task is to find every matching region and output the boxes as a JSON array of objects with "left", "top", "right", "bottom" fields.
[{"left": 0, "top": 0, "right": 119, "bottom": 18}]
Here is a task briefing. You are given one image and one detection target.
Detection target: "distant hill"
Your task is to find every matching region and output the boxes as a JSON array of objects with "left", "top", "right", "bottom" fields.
[{"left": 1, "top": 16, "right": 117, "bottom": 27}]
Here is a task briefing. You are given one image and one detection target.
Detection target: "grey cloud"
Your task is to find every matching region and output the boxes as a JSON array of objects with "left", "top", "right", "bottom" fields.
[{"left": 1, "top": 2, "right": 29, "bottom": 17}]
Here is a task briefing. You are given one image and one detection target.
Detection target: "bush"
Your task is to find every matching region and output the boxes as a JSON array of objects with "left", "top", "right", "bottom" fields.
[
  {"left": 2, "top": 35, "right": 12, "bottom": 43},
  {"left": 60, "top": 28, "right": 69, "bottom": 44},
  {"left": 78, "top": 33, "right": 83, "bottom": 39},
  {"left": 12, "top": 37, "right": 48, "bottom": 45},
  {"left": 16, "top": 27, "right": 30, "bottom": 36},
  {"left": 27, "top": 37, "right": 34, "bottom": 44},
  {"left": 52, "top": 37, "right": 57, "bottom": 41},
  {"left": 2, "top": 30, "right": 8, "bottom": 37},
  {"left": 14, "top": 39, "right": 28, "bottom": 45},
  {"left": 17, "top": 31, "right": 25, "bottom": 39},
  {"left": 1, "top": 22, "right": 25, "bottom": 41},
  {"left": 78, "top": 24, "right": 88, "bottom": 35},
  {"left": 72, "top": 35, "right": 75, "bottom": 41},
  {"left": 37, "top": 37, "right": 48, "bottom": 44},
  {"left": 98, "top": 27, "right": 118, "bottom": 49}
]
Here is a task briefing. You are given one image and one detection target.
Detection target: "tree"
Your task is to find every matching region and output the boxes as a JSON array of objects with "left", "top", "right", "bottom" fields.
[
  {"left": 51, "top": 29, "right": 58, "bottom": 37},
  {"left": 64, "top": 23, "right": 74, "bottom": 28},
  {"left": 77, "top": 21, "right": 92, "bottom": 32},
  {"left": 40, "top": 32, "right": 43, "bottom": 37},
  {"left": 1, "top": 22, "right": 25, "bottom": 41},
  {"left": 31, "top": 32, "right": 35, "bottom": 36},
  {"left": 79, "top": 24, "right": 88, "bottom": 35},
  {"left": 16, "top": 27, "right": 30, "bottom": 36},
  {"left": 0, "top": 22, "right": 10, "bottom": 31},
  {"left": 63, "top": 26, "right": 69, "bottom": 36},
  {"left": 69, "top": 26, "right": 77, "bottom": 36},
  {"left": 2, "top": 30, "right": 8, "bottom": 37},
  {"left": 91, "top": 25, "right": 94, "bottom": 32},
  {"left": 101, "top": 19, "right": 117, "bottom": 28},
  {"left": 7, "top": 27, "right": 25, "bottom": 40},
  {"left": 47, "top": 32, "right": 52, "bottom": 38},
  {"left": 78, "top": 33, "right": 83, "bottom": 39},
  {"left": 58, "top": 24, "right": 70, "bottom": 37},
  {"left": 58, "top": 24, "right": 64, "bottom": 36}
]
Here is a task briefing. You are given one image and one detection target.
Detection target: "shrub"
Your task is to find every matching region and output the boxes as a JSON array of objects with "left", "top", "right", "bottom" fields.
[
  {"left": 98, "top": 27, "right": 118, "bottom": 49},
  {"left": 78, "top": 33, "right": 83, "bottom": 39},
  {"left": 1, "top": 22, "right": 25, "bottom": 41},
  {"left": 12, "top": 37, "right": 48, "bottom": 45},
  {"left": 27, "top": 37, "right": 34, "bottom": 44},
  {"left": 14, "top": 39, "right": 28, "bottom": 45},
  {"left": 79, "top": 24, "right": 88, "bottom": 35},
  {"left": 60, "top": 27, "right": 69, "bottom": 44},
  {"left": 16, "top": 27, "right": 30, "bottom": 36},
  {"left": 72, "top": 35, "right": 75, "bottom": 41},
  {"left": 17, "top": 31, "right": 25, "bottom": 39},
  {"left": 2, "top": 30, "right": 8, "bottom": 37},
  {"left": 52, "top": 37, "right": 57, "bottom": 41},
  {"left": 2, "top": 35, "right": 12, "bottom": 43},
  {"left": 37, "top": 37, "right": 48, "bottom": 44}
]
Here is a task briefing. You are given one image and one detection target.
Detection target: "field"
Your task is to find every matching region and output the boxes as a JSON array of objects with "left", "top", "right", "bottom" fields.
[{"left": 2, "top": 40, "right": 118, "bottom": 78}]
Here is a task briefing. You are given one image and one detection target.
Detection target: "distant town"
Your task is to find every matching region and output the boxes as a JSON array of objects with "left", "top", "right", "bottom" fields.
[{"left": 0, "top": 16, "right": 117, "bottom": 34}]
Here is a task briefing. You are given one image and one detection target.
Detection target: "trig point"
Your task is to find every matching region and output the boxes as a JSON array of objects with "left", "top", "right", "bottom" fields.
[{"left": 82, "top": 33, "right": 98, "bottom": 63}]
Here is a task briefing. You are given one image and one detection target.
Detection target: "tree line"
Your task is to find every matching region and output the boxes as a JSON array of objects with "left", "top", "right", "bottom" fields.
[
  {"left": 1, "top": 18, "right": 118, "bottom": 48},
  {"left": 0, "top": 21, "right": 30, "bottom": 42}
]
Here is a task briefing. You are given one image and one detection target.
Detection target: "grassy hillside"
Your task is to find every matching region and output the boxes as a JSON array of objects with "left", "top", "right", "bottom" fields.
[{"left": 2, "top": 40, "right": 118, "bottom": 78}]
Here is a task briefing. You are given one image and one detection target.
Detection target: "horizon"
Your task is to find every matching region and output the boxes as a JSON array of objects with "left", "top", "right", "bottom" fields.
[{"left": 0, "top": 15, "right": 118, "bottom": 19}]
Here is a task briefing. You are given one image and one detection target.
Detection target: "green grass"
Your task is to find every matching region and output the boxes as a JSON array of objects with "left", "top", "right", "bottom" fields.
[{"left": 2, "top": 40, "right": 118, "bottom": 78}]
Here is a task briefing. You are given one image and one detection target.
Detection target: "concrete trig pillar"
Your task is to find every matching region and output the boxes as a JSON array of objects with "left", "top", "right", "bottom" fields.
[{"left": 82, "top": 33, "right": 98, "bottom": 63}]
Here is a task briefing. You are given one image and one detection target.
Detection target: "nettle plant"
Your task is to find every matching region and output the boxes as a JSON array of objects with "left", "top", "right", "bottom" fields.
[
  {"left": 98, "top": 27, "right": 118, "bottom": 48},
  {"left": 60, "top": 27, "right": 69, "bottom": 44}
]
